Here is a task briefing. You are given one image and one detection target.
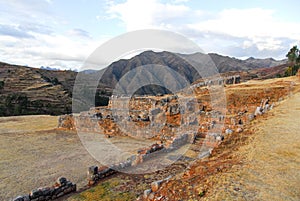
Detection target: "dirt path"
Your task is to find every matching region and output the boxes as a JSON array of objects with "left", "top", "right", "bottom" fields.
[{"left": 205, "top": 91, "right": 300, "bottom": 200}]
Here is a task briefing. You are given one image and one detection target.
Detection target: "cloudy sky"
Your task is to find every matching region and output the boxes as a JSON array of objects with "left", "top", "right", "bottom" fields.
[{"left": 0, "top": 0, "right": 299, "bottom": 70}]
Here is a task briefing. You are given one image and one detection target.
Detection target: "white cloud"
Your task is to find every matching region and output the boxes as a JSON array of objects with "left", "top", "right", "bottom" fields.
[
  {"left": 105, "top": 2, "right": 300, "bottom": 59},
  {"left": 188, "top": 8, "right": 300, "bottom": 39},
  {"left": 107, "top": 0, "right": 190, "bottom": 31},
  {"left": 0, "top": 28, "right": 102, "bottom": 70},
  {"left": 174, "top": 0, "right": 189, "bottom": 3},
  {"left": 0, "top": 1, "right": 102, "bottom": 70},
  {"left": 185, "top": 8, "right": 300, "bottom": 58}
]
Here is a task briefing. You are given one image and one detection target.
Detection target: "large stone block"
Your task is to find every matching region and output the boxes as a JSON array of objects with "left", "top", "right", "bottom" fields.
[
  {"left": 30, "top": 189, "right": 43, "bottom": 199},
  {"left": 72, "top": 184, "right": 77, "bottom": 192},
  {"left": 88, "top": 166, "right": 98, "bottom": 175},
  {"left": 56, "top": 177, "right": 67, "bottom": 186},
  {"left": 13, "top": 195, "right": 30, "bottom": 201}
]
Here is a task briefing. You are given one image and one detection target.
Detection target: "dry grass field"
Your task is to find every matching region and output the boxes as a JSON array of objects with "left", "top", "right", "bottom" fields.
[{"left": 0, "top": 115, "right": 155, "bottom": 200}]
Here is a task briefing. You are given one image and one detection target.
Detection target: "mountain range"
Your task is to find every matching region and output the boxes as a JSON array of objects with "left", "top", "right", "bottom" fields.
[{"left": 0, "top": 51, "right": 288, "bottom": 116}]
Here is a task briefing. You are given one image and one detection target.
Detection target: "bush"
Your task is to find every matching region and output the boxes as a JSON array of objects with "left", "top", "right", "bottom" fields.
[{"left": 284, "top": 65, "right": 299, "bottom": 77}]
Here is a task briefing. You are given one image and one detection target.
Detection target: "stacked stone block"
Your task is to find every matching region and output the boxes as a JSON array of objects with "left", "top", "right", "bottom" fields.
[{"left": 13, "top": 177, "right": 76, "bottom": 201}]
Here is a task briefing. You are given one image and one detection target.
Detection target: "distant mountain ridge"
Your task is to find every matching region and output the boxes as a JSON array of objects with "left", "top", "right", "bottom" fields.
[
  {"left": 97, "top": 51, "right": 286, "bottom": 93},
  {"left": 40, "top": 66, "right": 60, "bottom": 71},
  {"left": 0, "top": 51, "right": 287, "bottom": 116},
  {"left": 244, "top": 56, "right": 286, "bottom": 68},
  {"left": 81, "top": 52, "right": 286, "bottom": 74}
]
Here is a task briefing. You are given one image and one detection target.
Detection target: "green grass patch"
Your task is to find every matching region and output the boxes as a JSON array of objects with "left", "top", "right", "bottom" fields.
[{"left": 68, "top": 178, "right": 136, "bottom": 201}]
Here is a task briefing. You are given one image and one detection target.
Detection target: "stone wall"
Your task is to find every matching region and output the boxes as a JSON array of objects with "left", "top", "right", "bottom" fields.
[
  {"left": 86, "top": 132, "right": 194, "bottom": 186},
  {"left": 13, "top": 177, "right": 76, "bottom": 201},
  {"left": 57, "top": 75, "right": 242, "bottom": 137},
  {"left": 59, "top": 94, "right": 198, "bottom": 140},
  {"left": 58, "top": 89, "right": 282, "bottom": 145},
  {"left": 190, "top": 75, "right": 241, "bottom": 89}
]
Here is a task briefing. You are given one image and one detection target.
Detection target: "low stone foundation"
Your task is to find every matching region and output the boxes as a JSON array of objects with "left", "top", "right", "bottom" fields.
[
  {"left": 13, "top": 177, "right": 76, "bottom": 201},
  {"left": 87, "top": 132, "right": 194, "bottom": 186}
]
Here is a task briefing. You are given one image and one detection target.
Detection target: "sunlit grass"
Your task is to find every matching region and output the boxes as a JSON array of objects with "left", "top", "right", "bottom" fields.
[{"left": 68, "top": 178, "right": 136, "bottom": 201}]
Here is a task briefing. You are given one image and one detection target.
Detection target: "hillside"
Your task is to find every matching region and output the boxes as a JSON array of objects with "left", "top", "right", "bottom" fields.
[
  {"left": 0, "top": 51, "right": 287, "bottom": 116},
  {"left": 0, "top": 62, "right": 76, "bottom": 116}
]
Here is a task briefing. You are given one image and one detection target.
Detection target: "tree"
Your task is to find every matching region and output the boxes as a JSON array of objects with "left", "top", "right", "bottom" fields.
[
  {"left": 285, "top": 45, "right": 300, "bottom": 76},
  {"left": 286, "top": 45, "right": 299, "bottom": 65}
]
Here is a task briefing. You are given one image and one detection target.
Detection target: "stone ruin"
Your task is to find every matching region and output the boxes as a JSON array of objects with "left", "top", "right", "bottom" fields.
[
  {"left": 14, "top": 72, "right": 294, "bottom": 200},
  {"left": 86, "top": 131, "right": 195, "bottom": 186},
  {"left": 57, "top": 72, "right": 286, "bottom": 149},
  {"left": 57, "top": 74, "right": 243, "bottom": 141},
  {"left": 57, "top": 71, "right": 286, "bottom": 150},
  {"left": 13, "top": 177, "right": 76, "bottom": 201},
  {"left": 40, "top": 92, "right": 275, "bottom": 200},
  {"left": 58, "top": 94, "right": 202, "bottom": 140},
  {"left": 190, "top": 75, "right": 241, "bottom": 90}
]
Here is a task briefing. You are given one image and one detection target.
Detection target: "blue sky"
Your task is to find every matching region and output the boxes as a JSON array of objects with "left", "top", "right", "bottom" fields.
[{"left": 0, "top": 0, "right": 299, "bottom": 69}]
